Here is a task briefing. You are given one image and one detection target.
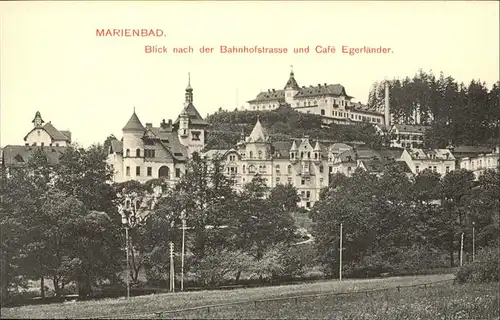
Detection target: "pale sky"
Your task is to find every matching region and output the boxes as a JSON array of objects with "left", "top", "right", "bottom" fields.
[{"left": 1, "top": 1, "right": 499, "bottom": 148}]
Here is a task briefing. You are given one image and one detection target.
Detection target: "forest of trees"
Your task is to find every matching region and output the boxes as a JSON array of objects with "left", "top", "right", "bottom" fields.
[
  {"left": 312, "top": 166, "right": 499, "bottom": 278},
  {"left": 205, "top": 70, "right": 499, "bottom": 150},
  {"left": 368, "top": 70, "right": 499, "bottom": 147}
]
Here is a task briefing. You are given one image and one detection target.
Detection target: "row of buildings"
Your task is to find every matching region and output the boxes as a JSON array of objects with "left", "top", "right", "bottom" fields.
[{"left": 2, "top": 72, "right": 498, "bottom": 209}]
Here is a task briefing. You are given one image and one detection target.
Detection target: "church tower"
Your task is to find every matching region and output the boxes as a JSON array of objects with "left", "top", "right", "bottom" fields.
[{"left": 284, "top": 65, "right": 300, "bottom": 105}]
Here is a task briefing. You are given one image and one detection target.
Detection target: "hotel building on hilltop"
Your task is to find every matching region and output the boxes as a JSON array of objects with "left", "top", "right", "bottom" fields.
[{"left": 246, "top": 68, "right": 389, "bottom": 126}]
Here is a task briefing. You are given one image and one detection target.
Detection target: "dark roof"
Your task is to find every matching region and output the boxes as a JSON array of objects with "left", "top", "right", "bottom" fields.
[
  {"left": 2, "top": 145, "right": 67, "bottom": 167},
  {"left": 392, "top": 124, "right": 430, "bottom": 134},
  {"left": 350, "top": 102, "right": 383, "bottom": 116},
  {"left": 23, "top": 122, "right": 71, "bottom": 142},
  {"left": 248, "top": 90, "right": 286, "bottom": 103},
  {"left": 122, "top": 112, "right": 145, "bottom": 131},
  {"left": 284, "top": 72, "right": 300, "bottom": 90},
  {"left": 452, "top": 145, "right": 492, "bottom": 154},
  {"left": 110, "top": 140, "right": 123, "bottom": 153},
  {"left": 174, "top": 103, "right": 209, "bottom": 126},
  {"left": 294, "top": 84, "right": 352, "bottom": 99},
  {"left": 60, "top": 130, "right": 72, "bottom": 142}
]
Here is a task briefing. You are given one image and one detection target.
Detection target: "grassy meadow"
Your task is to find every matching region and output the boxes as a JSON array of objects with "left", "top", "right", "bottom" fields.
[{"left": 4, "top": 274, "right": 492, "bottom": 319}]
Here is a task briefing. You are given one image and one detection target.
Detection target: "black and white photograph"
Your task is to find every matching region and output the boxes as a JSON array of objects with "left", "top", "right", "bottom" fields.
[{"left": 0, "top": 1, "right": 499, "bottom": 319}]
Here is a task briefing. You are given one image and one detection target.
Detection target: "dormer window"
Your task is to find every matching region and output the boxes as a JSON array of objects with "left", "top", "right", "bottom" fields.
[{"left": 136, "top": 148, "right": 141, "bottom": 157}]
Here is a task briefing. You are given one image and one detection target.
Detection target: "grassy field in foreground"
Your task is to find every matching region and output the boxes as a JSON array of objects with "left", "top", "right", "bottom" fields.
[
  {"left": 177, "top": 282, "right": 499, "bottom": 320},
  {"left": 0, "top": 274, "right": 482, "bottom": 319}
]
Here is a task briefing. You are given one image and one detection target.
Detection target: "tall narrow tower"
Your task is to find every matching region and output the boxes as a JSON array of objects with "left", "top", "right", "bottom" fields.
[
  {"left": 184, "top": 72, "right": 193, "bottom": 108},
  {"left": 384, "top": 81, "right": 390, "bottom": 126}
]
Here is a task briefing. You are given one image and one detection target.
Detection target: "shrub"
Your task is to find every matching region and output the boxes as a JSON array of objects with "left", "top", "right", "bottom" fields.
[{"left": 456, "top": 244, "right": 499, "bottom": 283}]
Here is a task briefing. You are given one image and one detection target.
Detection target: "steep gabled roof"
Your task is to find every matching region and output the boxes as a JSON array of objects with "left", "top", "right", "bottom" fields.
[
  {"left": 23, "top": 122, "right": 71, "bottom": 142},
  {"left": 294, "top": 84, "right": 351, "bottom": 99},
  {"left": 174, "top": 103, "right": 209, "bottom": 126}
]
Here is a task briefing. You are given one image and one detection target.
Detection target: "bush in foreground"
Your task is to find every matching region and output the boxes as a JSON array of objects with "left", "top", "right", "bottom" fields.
[{"left": 456, "top": 243, "right": 499, "bottom": 283}]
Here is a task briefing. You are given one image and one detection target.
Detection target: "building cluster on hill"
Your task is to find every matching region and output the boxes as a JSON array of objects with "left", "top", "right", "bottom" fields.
[{"left": 2, "top": 73, "right": 499, "bottom": 209}]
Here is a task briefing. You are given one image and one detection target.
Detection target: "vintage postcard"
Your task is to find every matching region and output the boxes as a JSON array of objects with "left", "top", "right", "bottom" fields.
[{"left": 1, "top": 1, "right": 499, "bottom": 319}]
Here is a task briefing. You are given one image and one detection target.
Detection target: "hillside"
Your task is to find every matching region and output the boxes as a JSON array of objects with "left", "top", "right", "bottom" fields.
[{"left": 203, "top": 105, "right": 383, "bottom": 150}]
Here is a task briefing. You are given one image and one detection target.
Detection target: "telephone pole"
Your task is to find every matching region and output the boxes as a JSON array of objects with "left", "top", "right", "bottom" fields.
[
  {"left": 460, "top": 233, "right": 464, "bottom": 267},
  {"left": 339, "top": 223, "right": 343, "bottom": 281},
  {"left": 169, "top": 242, "right": 175, "bottom": 292}
]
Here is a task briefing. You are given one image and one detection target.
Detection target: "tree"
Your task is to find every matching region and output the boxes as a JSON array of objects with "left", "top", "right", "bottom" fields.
[{"left": 441, "top": 169, "right": 475, "bottom": 266}]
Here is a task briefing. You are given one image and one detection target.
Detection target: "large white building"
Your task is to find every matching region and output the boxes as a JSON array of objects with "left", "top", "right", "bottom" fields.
[
  {"left": 459, "top": 147, "right": 499, "bottom": 179},
  {"left": 246, "top": 68, "right": 389, "bottom": 126},
  {"left": 108, "top": 75, "right": 209, "bottom": 184}
]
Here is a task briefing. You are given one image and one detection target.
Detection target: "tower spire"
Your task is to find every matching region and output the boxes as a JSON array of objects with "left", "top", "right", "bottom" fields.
[
  {"left": 290, "top": 64, "right": 294, "bottom": 76},
  {"left": 185, "top": 72, "right": 193, "bottom": 106}
]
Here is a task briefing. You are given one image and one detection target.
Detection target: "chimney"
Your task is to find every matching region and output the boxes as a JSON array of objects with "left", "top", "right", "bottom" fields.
[
  {"left": 145, "top": 123, "right": 152, "bottom": 128},
  {"left": 168, "top": 119, "right": 172, "bottom": 126},
  {"left": 384, "top": 81, "right": 390, "bottom": 126},
  {"left": 324, "top": 83, "right": 327, "bottom": 86},
  {"left": 318, "top": 84, "right": 321, "bottom": 87}
]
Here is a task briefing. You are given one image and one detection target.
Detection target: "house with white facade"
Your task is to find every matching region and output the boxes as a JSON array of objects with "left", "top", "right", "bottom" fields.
[
  {"left": 459, "top": 146, "right": 499, "bottom": 179},
  {"left": 400, "top": 148, "right": 456, "bottom": 176}
]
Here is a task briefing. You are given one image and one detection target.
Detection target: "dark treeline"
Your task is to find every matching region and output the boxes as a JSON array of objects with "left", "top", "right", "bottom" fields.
[
  {"left": 368, "top": 70, "right": 500, "bottom": 147},
  {"left": 205, "top": 105, "right": 383, "bottom": 150},
  {"left": 311, "top": 166, "right": 499, "bottom": 278}
]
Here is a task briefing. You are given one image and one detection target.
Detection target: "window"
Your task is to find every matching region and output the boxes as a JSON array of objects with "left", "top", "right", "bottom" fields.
[
  {"left": 145, "top": 140, "right": 154, "bottom": 146},
  {"left": 288, "top": 177, "right": 292, "bottom": 183},
  {"left": 126, "top": 166, "right": 130, "bottom": 176},
  {"left": 319, "top": 165, "right": 324, "bottom": 173},
  {"left": 321, "top": 109, "right": 325, "bottom": 115},
  {"left": 41, "top": 142, "right": 44, "bottom": 147},
  {"left": 258, "top": 151, "right": 262, "bottom": 159},
  {"left": 301, "top": 179, "right": 305, "bottom": 185},
  {"left": 243, "top": 165, "right": 246, "bottom": 173},
  {"left": 249, "top": 151, "right": 253, "bottom": 159},
  {"left": 176, "top": 168, "right": 181, "bottom": 178},
  {"left": 307, "top": 152, "right": 311, "bottom": 158},
  {"left": 126, "top": 149, "right": 130, "bottom": 157},
  {"left": 329, "top": 166, "right": 333, "bottom": 173},
  {"left": 248, "top": 165, "right": 256, "bottom": 173},
  {"left": 446, "top": 166, "right": 450, "bottom": 173},
  {"left": 192, "top": 131, "right": 201, "bottom": 141},
  {"left": 291, "top": 152, "right": 295, "bottom": 159},
  {"left": 306, "top": 191, "right": 310, "bottom": 198},
  {"left": 136, "top": 166, "right": 141, "bottom": 176},
  {"left": 147, "top": 167, "right": 152, "bottom": 176},
  {"left": 136, "top": 149, "right": 141, "bottom": 157},
  {"left": 229, "top": 155, "right": 236, "bottom": 161},
  {"left": 301, "top": 191, "right": 305, "bottom": 198},
  {"left": 145, "top": 149, "right": 155, "bottom": 158},
  {"left": 433, "top": 166, "right": 437, "bottom": 172},
  {"left": 276, "top": 177, "right": 280, "bottom": 183},
  {"left": 55, "top": 143, "right": 59, "bottom": 147},
  {"left": 306, "top": 202, "right": 311, "bottom": 208},
  {"left": 276, "top": 165, "right": 280, "bottom": 174},
  {"left": 288, "top": 165, "right": 292, "bottom": 174},
  {"left": 416, "top": 166, "right": 420, "bottom": 173}
]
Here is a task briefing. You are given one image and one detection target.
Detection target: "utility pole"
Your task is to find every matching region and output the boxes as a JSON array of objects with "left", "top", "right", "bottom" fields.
[
  {"left": 181, "top": 211, "right": 186, "bottom": 291},
  {"left": 125, "top": 225, "right": 130, "bottom": 299},
  {"left": 169, "top": 242, "right": 175, "bottom": 292},
  {"left": 472, "top": 222, "right": 475, "bottom": 262},
  {"left": 339, "top": 223, "right": 343, "bottom": 281},
  {"left": 460, "top": 233, "right": 464, "bottom": 267}
]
